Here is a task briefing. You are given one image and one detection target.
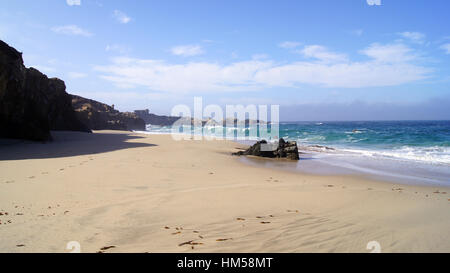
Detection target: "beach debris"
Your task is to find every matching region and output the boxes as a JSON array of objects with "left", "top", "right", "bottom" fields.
[
  {"left": 233, "top": 138, "right": 299, "bottom": 160},
  {"left": 236, "top": 218, "right": 245, "bottom": 221},
  {"left": 216, "top": 238, "right": 232, "bottom": 242},
  {"left": 172, "top": 231, "right": 181, "bottom": 235},
  {"left": 178, "top": 240, "right": 203, "bottom": 247},
  {"left": 260, "top": 222, "right": 271, "bottom": 224},
  {"left": 100, "top": 246, "right": 116, "bottom": 251},
  {"left": 269, "top": 215, "right": 274, "bottom": 218},
  {"left": 16, "top": 244, "right": 25, "bottom": 247},
  {"left": 326, "top": 185, "right": 334, "bottom": 187},
  {"left": 16, "top": 213, "right": 23, "bottom": 216},
  {"left": 64, "top": 211, "right": 70, "bottom": 215},
  {"left": 199, "top": 235, "right": 204, "bottom": 239},
  {"left": 164, "top": 226, "right": 170, "bottom": 229},
  {"left": 433, "top": 190, "right": 440, "bottom": 194},
  {"left": 287, "top": 210, "right": 299, "bottom": 213},
  {"left": 256, "top": 216, "right": 264, "bottom": 219},
  {"left": 28, "top": 176, "right": 35, "bottom": 179}
]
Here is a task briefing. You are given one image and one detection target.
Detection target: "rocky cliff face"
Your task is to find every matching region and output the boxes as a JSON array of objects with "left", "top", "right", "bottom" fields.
[
  {"left": 0, "top": 40, "right": 91, "bottom": 141},
  {"left": 71, "top": 95, "right": 146, "bottom": 131},
  {"left": 134, "top": 109, "right": 180, "bottom": 126}
]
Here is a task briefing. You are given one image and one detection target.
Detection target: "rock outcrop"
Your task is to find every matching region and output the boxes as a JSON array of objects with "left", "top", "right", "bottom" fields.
[
  {"left": 71, "top": 95, "right": 146, "bottom": 131},
  {"left": 233, "top": 138, "right": 300, "bottom": 160},
  {"left": 0, "top": 40, "right": 91, "bottom": 141},
  {"left": 134, "top": 109, "right": 180, "bottom": 126}
]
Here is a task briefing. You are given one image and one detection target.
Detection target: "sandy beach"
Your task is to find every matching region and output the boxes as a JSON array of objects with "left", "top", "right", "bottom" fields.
[{"left": 0, "top": 130, "right": 449, "bottom": 253}]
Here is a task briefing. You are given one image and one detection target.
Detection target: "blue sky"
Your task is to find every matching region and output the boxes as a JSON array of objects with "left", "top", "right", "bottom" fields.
[{"left": 1, "top": 0, "right": 450, "bottom": 120}]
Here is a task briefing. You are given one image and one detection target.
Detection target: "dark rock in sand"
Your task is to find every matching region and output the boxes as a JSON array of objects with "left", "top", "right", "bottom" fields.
[
  {"left": 71, "top": 95, "right": 146, "bottom": 131},
  {"left": 134, "top": 109, "right": 180, "bottom": 126},
  {"left": 0, "top": 40, "right": 91, "bottom": 141},
  {"left": 233, "top": 138, "right": 300, "bottom": 160}
]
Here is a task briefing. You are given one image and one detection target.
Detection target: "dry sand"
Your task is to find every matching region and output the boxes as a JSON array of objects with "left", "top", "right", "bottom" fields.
[{"left": 0, "top": 130, "right": 449, "bottom": 253}]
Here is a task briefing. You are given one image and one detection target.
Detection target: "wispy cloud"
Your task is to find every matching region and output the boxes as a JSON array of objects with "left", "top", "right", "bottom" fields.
[
  {"left": 278, "top": 41, "right": 301, "bottom": 49},
  {"left": 106, "top": 44, "right": 131, "bottom": 54},
  {"left": 113, "top": 10, "right": 131, "bottom": 24},
  {"left": 171, "top": 44, "right": 204, "bottom": 57},
  {"left": 440, "top": 43, "right": 450, "bottom": 54},
  {"left": 399, "top": 31, "right": 426, "bottom": 44},
  {"left": 297, "top": 45, "right": 348, "bottom": 63},
  {"left": 66, "top": 0, "right": 81, "bottom": 6},
  {"left": 94, "top": 42, "right": 430, "bottom": 93},
  {"left": 51, "top": 25, "right": 93, "bottom": 37},
  {"left": 360, "top": 43, "right": 416, "bottom": 63}
]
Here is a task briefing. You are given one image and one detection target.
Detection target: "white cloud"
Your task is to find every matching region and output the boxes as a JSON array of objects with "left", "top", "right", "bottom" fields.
[
  {"left": 298, "top": 45, "right": 348, "bottom": 63},
  {"left": 68, "top": 72, "right": 87, "bottom": 79},
  {"left": 113, "top": 10, "right": 131, "bottom": 24},
  {"left": 360, "top": 43, "right": 416, "bottom": 63},
  {"left": 278, "top": 41, "right": 301, "bottom": 49},
  {"left": 440, "top": 43, "right": 450, "bottom": 54},
  {"left": 51, "top": 25, "right": 93, "bottom": 37},
  {"left": 94, "top": 43, "right": 430, "bottom": 93},
  {"left": 170, "top": 45, "right": 204, "bottom": 57},
  {"left": 399, "top": 31, "right": 425, "bottom": 44},
  {"left": 66, "top": 0, "right": 81, "bottom": 6}
]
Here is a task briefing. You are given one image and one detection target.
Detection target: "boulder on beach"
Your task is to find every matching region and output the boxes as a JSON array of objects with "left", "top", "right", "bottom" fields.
[{"left": 233, "top": 138, "right": 300, "bottom": 160}]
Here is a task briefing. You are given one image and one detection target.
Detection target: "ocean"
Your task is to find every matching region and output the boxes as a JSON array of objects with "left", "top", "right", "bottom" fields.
[{"left": 140, "top": 120, "right": 450, "bottom": 186}]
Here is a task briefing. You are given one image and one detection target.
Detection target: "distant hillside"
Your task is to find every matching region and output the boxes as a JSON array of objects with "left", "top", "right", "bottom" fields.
[
  {"left": 134, "top": 109, "right": 181, "bottom": 126},
  {"left": 72, "top": 95, "right": 146, "bottom": 131}
]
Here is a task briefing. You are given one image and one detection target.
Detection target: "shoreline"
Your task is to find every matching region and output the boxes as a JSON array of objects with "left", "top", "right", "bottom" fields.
[
  {"left": 1, "top": 130, "right": 449, "bottom": 253},
  {"left": 137, "top": 130, "right": 450, "bottom": 187}
]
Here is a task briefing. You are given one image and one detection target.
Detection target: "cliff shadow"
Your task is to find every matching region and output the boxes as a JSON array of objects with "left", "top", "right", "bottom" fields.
[{"left": 0, "top": 131, "right": 157, "bottom": 161}]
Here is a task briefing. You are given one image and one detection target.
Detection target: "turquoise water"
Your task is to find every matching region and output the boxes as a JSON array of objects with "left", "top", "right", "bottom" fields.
[
  {"left": 140, "top": 120, "right": 450, "bottom": 185},
  {"left": 279, "top": 120, "right": 450, "bottom": 165},
  {"left": 144, "top": 120, "right": 450, "bottom": 165}
]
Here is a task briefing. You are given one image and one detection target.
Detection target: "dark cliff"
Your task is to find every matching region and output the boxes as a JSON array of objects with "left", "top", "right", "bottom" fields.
[
  {"left": 0, "top": 40, "right": 91, "bottom": 141},
  {"left": 71, "top": 95, "right": 146, "bottom": 131}
]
